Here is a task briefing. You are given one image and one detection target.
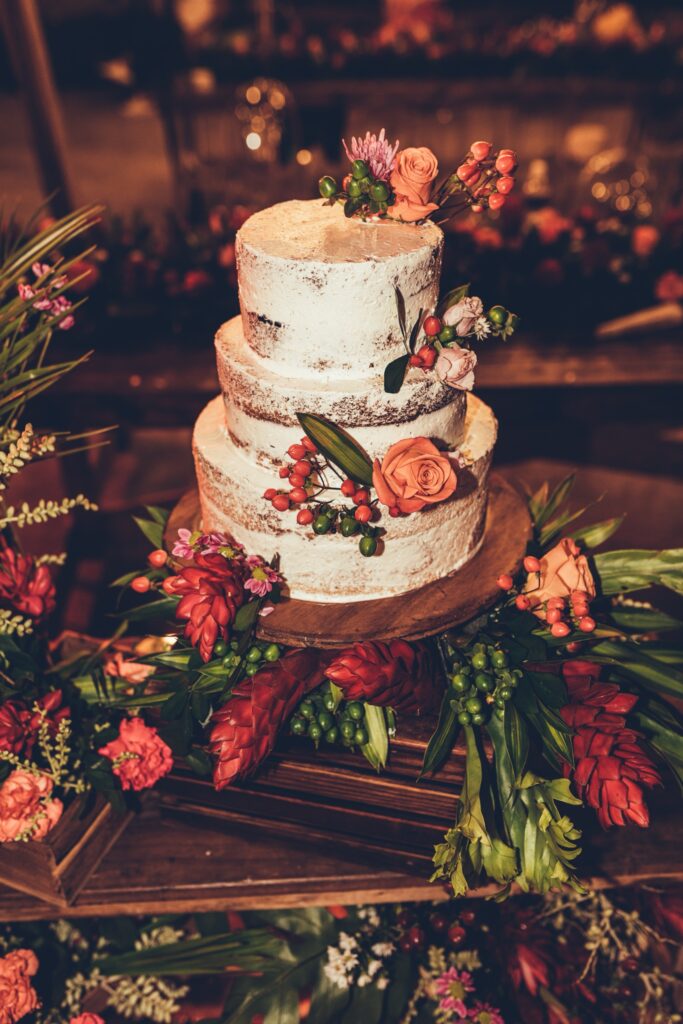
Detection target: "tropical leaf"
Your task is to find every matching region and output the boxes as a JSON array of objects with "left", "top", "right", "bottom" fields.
[
  {"left": 571, "top": 516, "right": 624, "bottom": 549},
  {"left": 394, "top": 285, "right": 407, "bottom": 339},
  {"left": 297, "top": 412, "right": 373, "bottom": 486},
  {"left": 530, "top": 474, "right": 575, "bottom": 530},
  {"left": 420, "top": 691, "right": 460, "bottom": 778},
  {"left": 96, "top": 927, "right": 283, "bottom": 976},
  {"left": 383, "top": 353, "right": 410, "bottom": 394},
  {"left": 594, "top": 548, "right": 683, "bottom": 597},
  {"left": 589, "top": 638, "right": 683, "bottom": 699},
  {"left": 361, "top": 703, "right": 389, "bottom": 770},
  {"left": 503, "top": 703, "right": 529, "bottom": 782},
  {"left": 608, "top": 606, "right": 682, "bottom": 633},
  {"left": 407, "top": 308, "right": 424, "bottom": 353}
]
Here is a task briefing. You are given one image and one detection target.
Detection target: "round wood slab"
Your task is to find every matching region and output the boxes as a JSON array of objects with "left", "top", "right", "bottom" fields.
[{"left": 165, "top": 473, "right": 530, "bottom": 648}]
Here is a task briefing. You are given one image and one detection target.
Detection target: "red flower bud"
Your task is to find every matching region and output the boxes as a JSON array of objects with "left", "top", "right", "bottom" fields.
[
  {"left": 495, "top": 150, "right": 517, "bottom": 175},
  {"left": 470, "top": 140, "right": 492, "bottom": 161}
]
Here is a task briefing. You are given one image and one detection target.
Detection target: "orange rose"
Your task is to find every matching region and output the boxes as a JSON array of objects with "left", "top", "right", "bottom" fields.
[
  {"left": 524, "top": 538, "right": 596, "bottom": 618},
  {"left": 373, "top": 437, "right": 456, "bottom": 514},
  {"left": 0, "top": 949, "right": 39, "bottom": 1024},
  {"left": 389, "top": 147, "right": 439, "bottom": 222},
  {"left": 0, "top": 769, "right": 63, "bottom": 843}
]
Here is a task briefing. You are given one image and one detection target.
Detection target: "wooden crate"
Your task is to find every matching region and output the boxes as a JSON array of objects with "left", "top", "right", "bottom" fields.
[
  {"left": 0, "top": 794, "right": 133, "bottom": 907},
  {"left": 160, "top": 716, "right": 466, "bottom": 869}
]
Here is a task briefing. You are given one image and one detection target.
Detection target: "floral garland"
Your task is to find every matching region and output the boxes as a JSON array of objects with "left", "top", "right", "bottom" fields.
[{"left": 0, "top": 886, "right": 681, "bottom": 1022}]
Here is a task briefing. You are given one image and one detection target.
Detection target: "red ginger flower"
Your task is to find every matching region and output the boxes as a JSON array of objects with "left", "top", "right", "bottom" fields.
[
  {"left": 560, "top": 661, "right": 661, "bottom": 828},
  {"left": 98, "top": 716, "right": 173, "bottom": 791},
  {"left": 165, "top": 552, "right": 245, "bottom": 662},
  {"left": 0, "top": 701, "right": 31, "bottom": 755},
  {"left": 0, "top": 545, "right": 56, "bottom": 623},
  {"left": 0, "top": 691, "right": 70, "bottom": 758},
  {"left": 209, "top": 648, "right": 326, "bottom": 788},
  {"left": 325, "top": 639, "right": 440, "bottom": 714}
]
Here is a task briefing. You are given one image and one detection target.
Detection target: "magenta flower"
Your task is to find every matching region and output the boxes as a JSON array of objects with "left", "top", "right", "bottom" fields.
[
  {"left": 244, "top": 556, "right": 282, "bottom": 597},
  {"left": 343, "top": 129, "right": 400, "bottom": 182},
  {"left": 17, "top": 262, "right": 74, "bottom": 328},
  {"left": 197, "top": 532, "right": 241, "bottom": 556},
  {"left": 172, "top": 528, "right": 196, "bottom": 560},
  {"left": 469, "top": 1002, "right": 505, "bottom": 1024},
  {"left": 435, "top": 967, "right": 475, "bottom": 1018}
]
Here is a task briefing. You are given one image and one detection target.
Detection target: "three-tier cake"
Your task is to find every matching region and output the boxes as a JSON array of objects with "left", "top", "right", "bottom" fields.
[{"left": 193, "top": 198, "right": 498, "bottom": 602}]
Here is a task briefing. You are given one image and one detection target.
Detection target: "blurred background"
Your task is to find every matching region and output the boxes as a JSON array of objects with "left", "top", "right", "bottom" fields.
[{"left": 0, "top": 0, "right": 681, "bottom": 632}]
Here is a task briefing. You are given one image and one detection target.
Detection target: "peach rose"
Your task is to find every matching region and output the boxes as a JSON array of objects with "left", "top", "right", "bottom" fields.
[
  {"left": 99, "top": 716, "right": 173, "bottom": 791},
  {"left": 389, "top": 147, "right": 439, "bottom": 222},
  {"left": 373, "top": 437, "right": 456, "bottom": 514},
  {"left": 103, "top": 651, "right": 155, "bottom": 685},
  {"left": 0, "top": 949, "right": 39, "bottom": 1024},
  {"left": 435, "top": 345, "right": 477, "bottom": 391},
  {"left": 524, "top": 538, "right": 596, "bottom": 618}
]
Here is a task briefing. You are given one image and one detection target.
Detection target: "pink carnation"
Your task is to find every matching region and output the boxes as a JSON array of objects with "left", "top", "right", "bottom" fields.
[
  {"left": 0, "top": 949, "right": 40, "bottom": 1024},
  {"left": 98, "top": 716, "right": 173, "bottom": 791},
  {"left": 0, "top": 770, "right": 63, "bottom": 843},
  {"left": 244, "top": 556, "right": 283, "bottom": 597}
]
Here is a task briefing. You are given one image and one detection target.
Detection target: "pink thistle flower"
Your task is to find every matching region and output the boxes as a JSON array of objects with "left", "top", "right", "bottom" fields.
[
  {"left": 435, "top": 967, "right": 475, "bottom": 1018},
  {"left": 172, "top": 528, "right": 196, "bottom": 560},
  {"left": 50, "top": 294, "right": 74, "bottom": 330},
  {"left": 343, "top": 128, "right": 400, "bottom": 182},
  {"left": 469, "top": 1002, "right": 505, "bottom": 1024},
  {"left": 244, "top": 556, "right": 283, "bottom": 597}
]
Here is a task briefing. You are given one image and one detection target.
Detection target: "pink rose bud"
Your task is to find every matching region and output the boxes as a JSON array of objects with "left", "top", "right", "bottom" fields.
[
  {"left": 470, "top": 140, "right": 492, "bottom": 162},
  {"left": 435, "top": 344, "right": 477, "bottom": 391},
  {"left": 488, "top": 193, "right": 506, "bottom": 210},
  {"left": 496, "top": 175, "right": 515, "bottom": 195},
  {"left": 495, "top": 150, "right": 517, "bottom": 175}
]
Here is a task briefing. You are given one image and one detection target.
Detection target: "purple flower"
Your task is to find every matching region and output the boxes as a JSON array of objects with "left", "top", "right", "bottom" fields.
[
  {"left": 468, "top": 1002, "right": 505, "bottom": 1024},
  {"left": 343, "top": 129, "right": 400, "bottom": 182},
  {"left": 244, "top": 556, "right": 283, "bottom": 597},
  {"left": 17, "top": 262, "right": 74, "bottom": 328},
  {"left": 434, "top": 967, "right": 475, "bottom": 1018},
  {"left": 172, "top": 528, "right": 196, "bottom": 560}
]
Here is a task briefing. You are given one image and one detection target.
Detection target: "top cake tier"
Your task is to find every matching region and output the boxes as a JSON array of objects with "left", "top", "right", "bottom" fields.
[{"left": 236, "top": 199, "right": 443, "bottom": 379}]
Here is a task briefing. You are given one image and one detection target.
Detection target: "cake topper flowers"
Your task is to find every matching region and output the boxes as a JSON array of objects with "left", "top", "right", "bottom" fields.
[{"left": 319, "top": 133, "right": 518, "bottom": 225}]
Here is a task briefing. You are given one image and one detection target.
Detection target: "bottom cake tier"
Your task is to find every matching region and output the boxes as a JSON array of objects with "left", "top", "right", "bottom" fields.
[{"left": 193, "top": 393, "right": 498, "bottom": 603}]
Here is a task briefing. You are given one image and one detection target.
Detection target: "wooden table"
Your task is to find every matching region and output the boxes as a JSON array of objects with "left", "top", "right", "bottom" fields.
[{"left": 0, "top": 794, "right": 680, "bottom": 923}]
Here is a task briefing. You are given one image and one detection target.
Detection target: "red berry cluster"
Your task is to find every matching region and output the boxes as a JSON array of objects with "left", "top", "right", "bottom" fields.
[
  {"left": 497, "top": 555, "right": 596, "bottom": 638},
  {"left": 455, "top": 140, "right": 517, "bottom": 213},
  {"left": 265, "top": 438, "right": 381, "bottom": 556},
  {"left": 395, "top": 908, "right": 475, "bottom": 954}
]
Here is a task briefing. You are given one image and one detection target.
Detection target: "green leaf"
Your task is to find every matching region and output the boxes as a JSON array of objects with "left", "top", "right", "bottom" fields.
[
  {"left": 503, "top": 704, "right": 529, "bottom": 782},
  {"left": 590, "top": 638, "right": 683, "bottom": 699},
  {"left": 110, "top": 570, "right": 139, "bottom": 588},
  {"left": 361, "top": 703, "right": 389, "bottom": 770},
  {"left": 161, "top": 688, "right": 189, "bottom": 720},
  {"left": 297, "top": 413, "right": 373, "bottom": 486},
  {"left": 383, "top": 353, "right": 410, "bottom": 394},
  {"left": 420, "top": 691, "right": 460, "bottom": 778},
  {"left": 571, "top": 516, "right": 624, "bottom": 549},
  {"left": 186, "top": 748, "right": 213, "bottom": 776},
  {"left": 96, "top": 927, "right": 283, "bottom": 977},
  {"left": 594, "top": 548, "right": 683, "bottom": 597},
  {"left": 394, "top": 285, "right": 407, "bottom": 339},
  {"left": 113, "top": 596, "right": 178, "bottom": 622},
  {"left": 234, "top": 600, "right": 260, "bottom": 633},
  {"left": 133, "top": 514, "right": 165, "bottom": 549},
  {"left": 539, "top": 502, "right": 592, "bottom": 549},
  {"left": 523, "top": 696, "right": 574, "bottom": 768},
  {"left": 531, "top": 473, "right": 575, "bottom": 530},
  {"left": 145, "top": 505, "right": 171, "bottom": 526},
  {"left": 435, "top": 283, "right": 470, "bottom": 319},
  {"left": 407, "top": 308, "right": 424, "bottom": 353},
  {"left": 608, "top": 606, "right": 682, "bottom": 633},
  {"left": 526, "top": 670, "right": 568, "bottom": 710}
]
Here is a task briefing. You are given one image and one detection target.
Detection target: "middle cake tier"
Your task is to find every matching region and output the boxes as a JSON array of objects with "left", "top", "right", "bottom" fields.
[{"left": 216, "top": 315, "right": 468, "bottom": 470}]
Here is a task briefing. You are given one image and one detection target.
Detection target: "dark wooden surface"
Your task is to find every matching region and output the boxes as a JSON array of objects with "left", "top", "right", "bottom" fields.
[
  {"left": 166, "top": 474, "right": 531, "bottom": 647},
  {"left": 0, "top": 796, "right": 680, "bottom": 923}
]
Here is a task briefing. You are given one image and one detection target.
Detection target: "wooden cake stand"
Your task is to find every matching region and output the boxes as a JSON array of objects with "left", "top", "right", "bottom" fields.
[{"left": 165, "top": 473, "right": 531, "bottom": 648}]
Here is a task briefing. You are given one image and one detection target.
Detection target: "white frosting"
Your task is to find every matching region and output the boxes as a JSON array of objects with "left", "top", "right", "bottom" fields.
[
  {"left": 215, "top": 316, "right": 467, "bottom": 469},
  {"left": 194, "top": 393, "right": 497, "bottom": 602},
  {"left": 237, "top": 199, "right": 443, "bottom": 379}
]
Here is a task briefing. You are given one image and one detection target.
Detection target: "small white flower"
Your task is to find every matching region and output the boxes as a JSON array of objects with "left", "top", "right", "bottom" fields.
[
  {"left": 371, "top": 942, "right": 395, "bottom": 959},
  {"left": 367, "top": 958, "right": 382, "bottom": 977},
  {"left": 357, "top": 972, "right": 371, "bottom": 987},
  {"left": 473, "top": 316, "right": 491, "bottom": 340},
  {"left": 377, "top": 976, "right": 389, "bottom": 990},
  {"left": 338, "top": 932, "right": 359, "bottom": 953}
]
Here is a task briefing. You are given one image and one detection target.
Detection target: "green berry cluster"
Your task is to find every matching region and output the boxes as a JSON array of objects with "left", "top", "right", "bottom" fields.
[
  {"left": 213, "top": 638, "right": 281, "bottom": 676},
  {"left": 311, "top": 502, "right": 380, "bottom": 557},
  {"left": 319, "top": 159, "right": 395, "bottom": 220},
  {"left": 487, "top": 305, "right": 519, "bottom": 338},
  {"left": 290, "top": 683, "right": 368, "bottom": 748},
  {"left": 447, "top": 642, "right": 521, "bottom": 725}
]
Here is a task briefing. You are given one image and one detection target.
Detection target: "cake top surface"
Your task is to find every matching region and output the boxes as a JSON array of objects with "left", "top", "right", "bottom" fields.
[{"left": 237, "top": 199, "right": 442, "bottom": 264}]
